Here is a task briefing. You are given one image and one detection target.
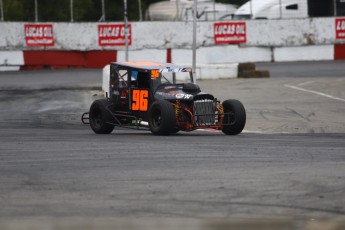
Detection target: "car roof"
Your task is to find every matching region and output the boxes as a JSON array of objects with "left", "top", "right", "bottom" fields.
[{"left": 112, "top": 61, "right": 191, "bottom": 71}]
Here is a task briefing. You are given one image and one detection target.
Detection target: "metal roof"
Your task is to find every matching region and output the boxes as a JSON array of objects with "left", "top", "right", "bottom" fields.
[{"left": 112, "top": 61, "right": 191, "bottom": 70}]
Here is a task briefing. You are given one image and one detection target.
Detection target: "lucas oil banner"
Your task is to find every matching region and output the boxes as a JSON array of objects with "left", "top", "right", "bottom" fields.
[
  {"left": 24, "top": 24, "right": 54, "bottom": 47},
  {"left": 98, "top": 24, "right": 132, "bottom": 46},
  {"left": 214, "top": 22, "right": 246, "bottom": 45},
  {"left": 336, "top": 18, "right": 345, "bottom": 39}
]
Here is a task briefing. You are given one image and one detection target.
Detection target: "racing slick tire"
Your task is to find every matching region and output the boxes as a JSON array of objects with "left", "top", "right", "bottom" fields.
[
  {"left": 148, "top": 100, "right": 177, "bottom": 135},
  {"left": 89, "top": 99, "right": 115, "bottom": 134},
  {"left": 222, "top": 99, "right": 246, "bottom": 135}
]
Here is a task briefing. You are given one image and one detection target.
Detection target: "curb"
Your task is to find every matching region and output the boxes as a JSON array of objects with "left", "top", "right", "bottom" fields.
[
  {"left": 1, "top": 218, "right": 345, "bottom": 230},
  {"left": 304, "top": 218, "right": 345, "bottom": 230},
  {"left": 0, "top": 218, "right": 294, "bottom": 230},
  {"left": 0, "top": 51, "right": 117, "bottom": 71}
]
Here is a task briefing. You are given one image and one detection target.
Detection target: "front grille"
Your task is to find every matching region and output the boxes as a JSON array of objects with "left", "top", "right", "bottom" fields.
[{"left": 193, "top": 99, "right": 216, "bottom": 126}]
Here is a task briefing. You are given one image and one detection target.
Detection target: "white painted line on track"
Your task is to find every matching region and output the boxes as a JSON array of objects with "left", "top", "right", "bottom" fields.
[
  {"left": 197, "top": 129, "right": 263, "bottom": 133},
  {"left": 297, "top": 81, "right": 315, "bottom": 86},
  {"left": 285, "top": 84, "right": 345, "bottom": 103},
  {"left": 242, "top": 130, "right": 267, "bottom": 134}
]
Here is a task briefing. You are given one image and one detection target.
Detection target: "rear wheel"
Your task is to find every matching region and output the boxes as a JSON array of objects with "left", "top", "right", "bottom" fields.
[
  {"left": 222, "top": 99, "right": 246, "bottom": 135},
  {"left": 89, "top": 99, "right": 115, "bottom": 134},
  {"left": 148, "top": 100, "right": 176, "bottom": 135}
]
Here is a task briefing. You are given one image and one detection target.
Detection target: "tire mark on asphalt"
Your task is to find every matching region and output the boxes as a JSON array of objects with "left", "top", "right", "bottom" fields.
[{"left": 285, "top": 107, "right": 314, "bottom": 122}]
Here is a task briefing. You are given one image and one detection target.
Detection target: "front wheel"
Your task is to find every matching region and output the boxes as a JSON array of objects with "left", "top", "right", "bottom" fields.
[
  {"left": 89, "top": 99, "right": 115, "bottom": 134},
  {"left": 148, "top": 100, "right": 176, "bottom": 135},
  {"left": 222, "top": 99, "right": 246, "bottom": 135}
]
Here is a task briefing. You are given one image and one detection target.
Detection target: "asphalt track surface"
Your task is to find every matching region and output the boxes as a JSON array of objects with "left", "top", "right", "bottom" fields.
[{"left": 0, "top": 61, "right": 344, "bottom": 228}]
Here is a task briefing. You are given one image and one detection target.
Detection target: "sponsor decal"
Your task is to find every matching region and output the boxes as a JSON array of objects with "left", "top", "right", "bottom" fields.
[
  {"left": 98, "top": 24, "right": 132, "bottom": 46},
  {"left": 336, "top": 18, "right": 345, "bottom": 39},
  {"left": 161, "top": 67, "right": 192, "bottom": 73},
  {"left": 120, "top": 92, "right": 127, "bottom": 99},
  {"left": 214, "top": 22, "right": 246, "bottom": 44},
  {"left": 184, "top": 94, "right": 193, "bottom": 99},
  {"left": 156, "top": 92, "right": 174, "bottom": 97},
  {"left": 24, "top": 24, "right": 54, "bottom": 47},
  {"left": 176, "top": 94, "right": 185, "bottom": 99}
]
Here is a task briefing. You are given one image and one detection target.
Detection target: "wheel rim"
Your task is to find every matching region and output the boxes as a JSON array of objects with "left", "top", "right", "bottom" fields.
[
  {"left": 91, "top": 108, "right": 103, "bottom": 129},
  {"left": 228, "top": 111, "right": 235, "bottom": 125},
  {"left": 152, "top": 109, "right": 162, "bottom": 129},
  {"left": 224, "top": 111, "right": 235, "bottom": 125}
]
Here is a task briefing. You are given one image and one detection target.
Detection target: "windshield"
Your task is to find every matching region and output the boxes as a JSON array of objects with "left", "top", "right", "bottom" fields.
[{"left": 160, "top": 69, "right": 193, "bottom": 84}]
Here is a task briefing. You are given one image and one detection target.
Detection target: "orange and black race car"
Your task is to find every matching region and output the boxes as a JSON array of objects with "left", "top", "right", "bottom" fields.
[{"left": 82, "top": 61, "right": 246, "bottom": 135}]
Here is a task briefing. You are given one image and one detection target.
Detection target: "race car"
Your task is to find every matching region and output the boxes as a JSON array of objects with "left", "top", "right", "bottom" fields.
[{"left": 82, "top": 61, "right": 246, "bottom": 135}]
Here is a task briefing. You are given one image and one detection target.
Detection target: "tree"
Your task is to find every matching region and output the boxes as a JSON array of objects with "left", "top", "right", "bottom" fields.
[{"left": 3, "top": 0, "right": 29, "bottom": 21}]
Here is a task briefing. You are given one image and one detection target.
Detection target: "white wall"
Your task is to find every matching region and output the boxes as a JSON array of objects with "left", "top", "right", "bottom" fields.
[
  {"left": 0, "top": 18, "right": 343, "bottom": 65},
  {"left": 116, "top": 46, "right": 273, "bottom": 64},
  {"left": 0, "top": 19, "right": 342, "bottom": 50},
  {"left": 0, "top": 51, "right": 24, "bottom": 71},
  {"left": 273, "top": 45, "right": 334, "bottom": 62}
]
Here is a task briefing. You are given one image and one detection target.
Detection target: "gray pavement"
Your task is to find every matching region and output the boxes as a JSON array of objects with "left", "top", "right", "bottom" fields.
[
  {"left": 256, "top": 61, "right": 345, "bottom": 78},
  {"left": 0, "top": 62, "right": 345, "bottom": 229},
  {"left": 0, "top": 69, "right": 102, "bottom": 90},
  {"left": 0, "top": 62, "right": 344, "bottom": 133}
]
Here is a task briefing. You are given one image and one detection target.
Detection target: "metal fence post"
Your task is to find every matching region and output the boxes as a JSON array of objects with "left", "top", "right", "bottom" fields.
[
  {"left": 213, "top": 0, "right": 216, "bottom": 21},
  {"left": 175, "top": 0, "right": 179, "bottom": 21},
  {"left": 138, "top": 0, "right": 142, "bottom": 21},
  {"left": 70, "top": 0, "right": 74, "bottom": 22},
  {"left": 0, "top": 0, "right": 4, "bottom": 21},
  {"left": 124, "top": 0, "right": 129, "bottom": 61},
  {"left": 102, "top": 0, "right": 106, "bottom": 21},
  {"left": 35, "top": 0, "right": 38, "bottom": 22},
  {"left": 192, "top": 0, "right": 197, "bottom": 80}
]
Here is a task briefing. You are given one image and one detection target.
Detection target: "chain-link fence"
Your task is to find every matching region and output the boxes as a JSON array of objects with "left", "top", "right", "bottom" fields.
[
  {"left": 0, "top": 0, "right": 145, "bottom": 22},
  {"left": 0, "top": 0, "right": 344, "bottom": 22},
  {"left": 146, "top": 0, "right": 345, "bottom": 21}
]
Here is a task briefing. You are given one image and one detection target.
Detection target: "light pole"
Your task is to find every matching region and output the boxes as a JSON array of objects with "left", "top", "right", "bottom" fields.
[
  {"left": 124, "top": 0, "right": 129, "bottom": 61},
  {"left": 192, "top": 0, "right": 197, "bottom": 80}
]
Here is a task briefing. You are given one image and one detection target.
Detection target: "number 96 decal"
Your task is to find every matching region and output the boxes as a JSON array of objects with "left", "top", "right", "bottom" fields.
[{"left": 132, "top": 89, "right": 149, "bottom": 111}]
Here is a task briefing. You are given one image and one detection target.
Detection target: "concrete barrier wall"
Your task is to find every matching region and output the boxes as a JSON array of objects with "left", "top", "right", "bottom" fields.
[
  {"left": 0, "top": 18, "right": 345, "bottom": 72},
  {"left": 0, "top": 19, "right": 343, "bottom": 50}
]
